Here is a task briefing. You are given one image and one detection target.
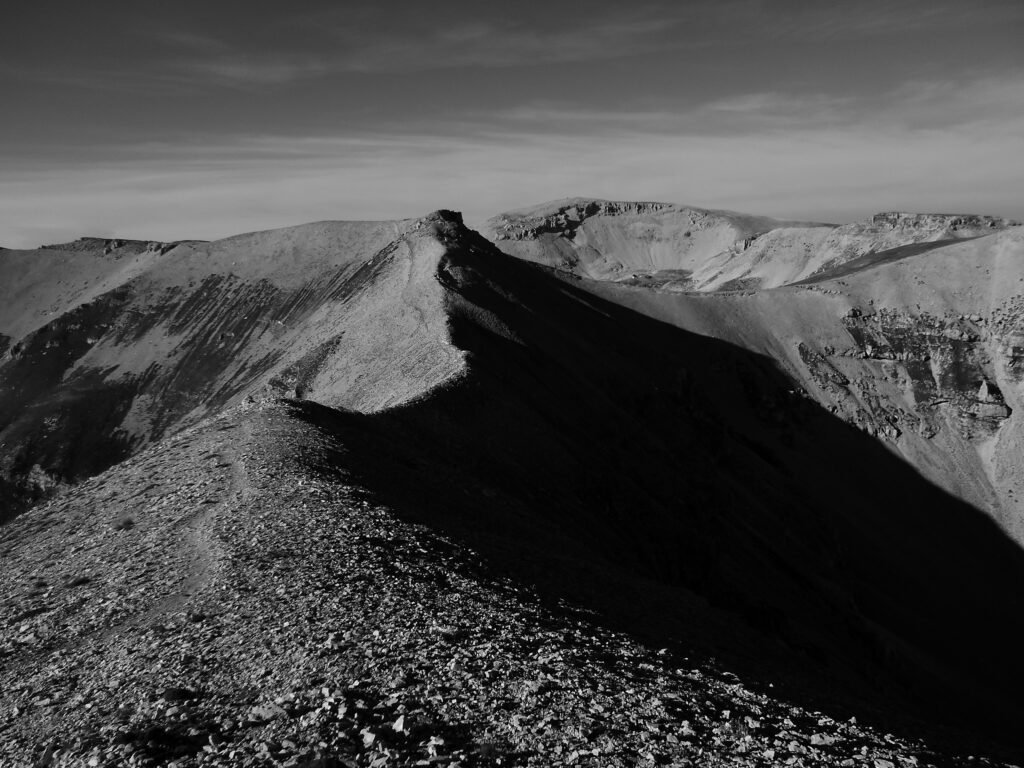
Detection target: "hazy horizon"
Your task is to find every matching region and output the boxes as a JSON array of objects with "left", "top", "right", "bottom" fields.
[{"left": 3, "top": 0, "right": 1023, "bottom": 248}]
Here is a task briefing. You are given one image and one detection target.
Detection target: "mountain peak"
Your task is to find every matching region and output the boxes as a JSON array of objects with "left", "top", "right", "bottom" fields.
[{"left": 419, "top": 208, "right": 464, "bottom": 226}]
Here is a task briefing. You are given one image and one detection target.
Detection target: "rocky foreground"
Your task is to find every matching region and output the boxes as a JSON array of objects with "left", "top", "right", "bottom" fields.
[{"left": 0, "top": 400, "right": 1009, "bottom": 768}]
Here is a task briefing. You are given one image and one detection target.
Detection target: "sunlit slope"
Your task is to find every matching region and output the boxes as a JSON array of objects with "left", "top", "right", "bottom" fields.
[
  {"left": 0, "top": 213, "right": 466, "bottom": 514},
  {"left": 484, "top": 198, "right": 1016, "bottom": 290}
]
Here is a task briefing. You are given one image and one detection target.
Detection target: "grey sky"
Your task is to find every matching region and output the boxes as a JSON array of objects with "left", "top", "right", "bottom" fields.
[{"left": 2, "top": 0, "right": 1022, "bottom": 246}]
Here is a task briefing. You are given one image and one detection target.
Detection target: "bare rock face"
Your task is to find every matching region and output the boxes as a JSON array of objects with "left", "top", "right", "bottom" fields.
[
  {"left": 809, "top": 308, "right": 1012, "bottom": 442},
  {"left": 37, "top": 236, "right": 186, "bottom": 256},
  {"left": 869, "top": 211, "right": 1019, "bottom": 235},
  {"left": 489, "top": 198, "right": 680, "bottom": 241}
]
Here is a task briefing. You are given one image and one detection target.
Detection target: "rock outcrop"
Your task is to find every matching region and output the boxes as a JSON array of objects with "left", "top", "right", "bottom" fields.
[
  {"left": 36, "top": 237, "right": 188, "bottom": 256},
  {"left": 870, "top": 211, "right": 1018, "bottom": 234},
  {"left": 489, "top": 199, "right": 682, "bottom": 241}
]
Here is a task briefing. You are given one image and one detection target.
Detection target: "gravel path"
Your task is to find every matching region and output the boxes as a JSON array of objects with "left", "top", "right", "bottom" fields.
[{"left": 0, "top": 400, "right": 1005, "bottom": 767}]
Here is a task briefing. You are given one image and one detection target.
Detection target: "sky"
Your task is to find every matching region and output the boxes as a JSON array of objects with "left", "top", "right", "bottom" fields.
[{"left": 1, "top": 0, "right": 1022, "bottom": 247}]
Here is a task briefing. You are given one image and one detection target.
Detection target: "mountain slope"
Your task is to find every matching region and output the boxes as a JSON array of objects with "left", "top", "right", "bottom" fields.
[
  {"left": 349, "top": 228, "right": 1024, "bottom": 743},
  {"left": 578, "top": 225, "right": 1024, "bottom": 542},
  {"left": 483, "top": 198, "right": 1018, "bottom": 291},
  {"left": 4, "top": 209, "right": 1024, "bottom": 761},
  {"left": 3, "top": 400, "right": 992, "bottom": 767},
  {"left": 0, "top": 214, "right": 466, "bottom": 516}
]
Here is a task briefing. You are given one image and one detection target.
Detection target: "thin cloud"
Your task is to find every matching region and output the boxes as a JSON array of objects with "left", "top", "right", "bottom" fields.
[
  {"left": 334, "top": 17, "right": 685, "bottom": 73},
  {"left": 3, "top": 70, "right": 1022, "bottom": 247},
  {"left": 876, "top": 76, "right": 1024, "bottom": 131},
  {"left": 751, "top": 0, "right": 1024, "bottom": 41},
  {"left": 161, "top": 30, "right": 330, "bottom": 87},
  {"left": 4, "top": 116, "right": 1022, "bottom": 249},
  {"left": 0, "top": 60, "right": 186, "bottom": 94},
  {"left": 176, "top": 57, "right": 331, "bottom": 86},
  {"left": 702, "top": 92, "right": 850, "bottom": 116},
  {"left": 157, "top": 13, "right": 688, "bottom": 86},
  {"left": 483, "top": 73, "right": 1024, "bottom": 138}
]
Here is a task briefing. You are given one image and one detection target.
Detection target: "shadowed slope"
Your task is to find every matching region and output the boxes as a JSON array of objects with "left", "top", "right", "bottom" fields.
[
  {"left": 4, "top": 400, "right": 999, "bottom": 767},
  {"left": 581, "top": 226, "right": 1024, "bottom": 543},
  {"left": 301, "top": 233, "right": 1024, "bottom": 755}
]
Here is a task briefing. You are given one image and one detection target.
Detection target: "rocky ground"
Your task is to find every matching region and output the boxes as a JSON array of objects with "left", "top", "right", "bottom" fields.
[{"left": 0, "top": 399, "right": 1009, "bottom": 767}]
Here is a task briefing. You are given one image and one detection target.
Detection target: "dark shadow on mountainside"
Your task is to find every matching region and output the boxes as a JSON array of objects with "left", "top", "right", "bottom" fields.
[{"left": 289, "top": 241, "right": 1024, "bottom": 759}]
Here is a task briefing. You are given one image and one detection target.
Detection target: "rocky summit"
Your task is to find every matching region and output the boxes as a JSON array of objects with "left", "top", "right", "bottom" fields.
[{"left": 2, "top": 202, "right": 1024, "bottom": 767}]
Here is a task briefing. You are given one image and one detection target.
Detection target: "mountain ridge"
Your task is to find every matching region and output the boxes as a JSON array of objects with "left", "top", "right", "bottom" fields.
[
  {"left": 483, "top": 198, "right": 1020, "bottom": 291},
  {"left": 4, "top": 202, "right": 1024, "bottom": 763},
  {"left": 0, "top": 211, "right": 470, "bottom": 517},
  {"left": 6, "top": 397, "right": 1013, "bottom": 766}
]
